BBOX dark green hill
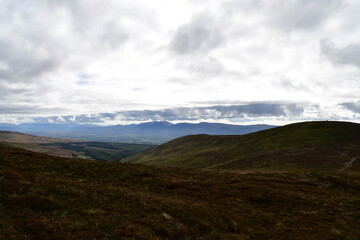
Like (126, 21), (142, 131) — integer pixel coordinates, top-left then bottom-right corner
(1, 145), (360, 239)
(126, 121), (360, 171)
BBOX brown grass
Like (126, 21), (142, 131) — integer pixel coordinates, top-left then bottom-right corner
(0, 145), (359, 240)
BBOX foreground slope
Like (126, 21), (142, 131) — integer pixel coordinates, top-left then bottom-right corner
(1, 145), (359, 240)
(126, 121), (360, 170)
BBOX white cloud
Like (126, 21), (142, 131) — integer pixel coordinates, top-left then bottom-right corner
(0, 0), (359, 124)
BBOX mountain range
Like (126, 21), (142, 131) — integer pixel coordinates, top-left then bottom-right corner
(0, 121), (275, 144)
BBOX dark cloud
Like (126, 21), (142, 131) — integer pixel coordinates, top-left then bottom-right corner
(0, 39), (64, 82)
(53, 0), (132, 50)
(320, 39), (360, 68)
(31, 103), (305, 123)
(100, 21), (129, 49)
(0, 104), (64, 115)
(0, 81), (48, 106)
(274, 78), (311, 92)
(170, 13), (225, 55)
(222, 0), (264, 15)
(340, 101), (360, 113)
(0, 2), (69, 83)
(181, 57), (241, 80)
(189, 57), (226, 77)
(268, 0), (342, 31)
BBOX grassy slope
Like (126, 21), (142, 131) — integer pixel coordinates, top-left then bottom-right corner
(1, 145), (360, 240)
(0, 131), (153, 161)
(0, 131), (78, 158)
(0, 131), (76, 144)
(126, 121), (360, 170)
(1, 142), (76, 158)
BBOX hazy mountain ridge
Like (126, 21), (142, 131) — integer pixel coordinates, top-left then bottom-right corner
(0, 121), (276, 144)
(126, 121), (360, 171)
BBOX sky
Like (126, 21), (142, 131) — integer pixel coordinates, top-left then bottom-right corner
(1, 0), (360, 125)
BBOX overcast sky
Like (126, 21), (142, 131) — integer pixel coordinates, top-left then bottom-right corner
(1, 0), (360, 125)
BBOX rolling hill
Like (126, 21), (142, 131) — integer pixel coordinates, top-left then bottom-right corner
(0, 131), (152, 161)
(126, 121), (360, 171)
(1, 145), (359, 239)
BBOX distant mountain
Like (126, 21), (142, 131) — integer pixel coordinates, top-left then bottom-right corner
(126, 121), (360, 171)
(0, 122), (276, 144)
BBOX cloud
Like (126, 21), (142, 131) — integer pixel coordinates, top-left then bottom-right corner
(0, 104), (64, 115)
(29, 102), (306, 124)
(274, 78), (311, 93)
(0, 2), (70, 82)
(100, 21), (129, 49)
(189, 57), (226, 77)
(0, 0), (152, 83)
(0, 38), (64, 82)
(0, 0), (359, 125)
(169, 12), (225, 55)
(340, 101), (360, 113)
(174, 56), (241, 81)
(320, 39), (360, 68)
(267, 0), (343, 31)
(222, 0), (264, 15)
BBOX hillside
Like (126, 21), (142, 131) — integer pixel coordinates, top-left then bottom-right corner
(126, 121), (360, 171)
(0, 131), (76, 144)
(0, 131), (77, 158)
(0, 131), (152, 161)
(1, 145), (359, 239)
